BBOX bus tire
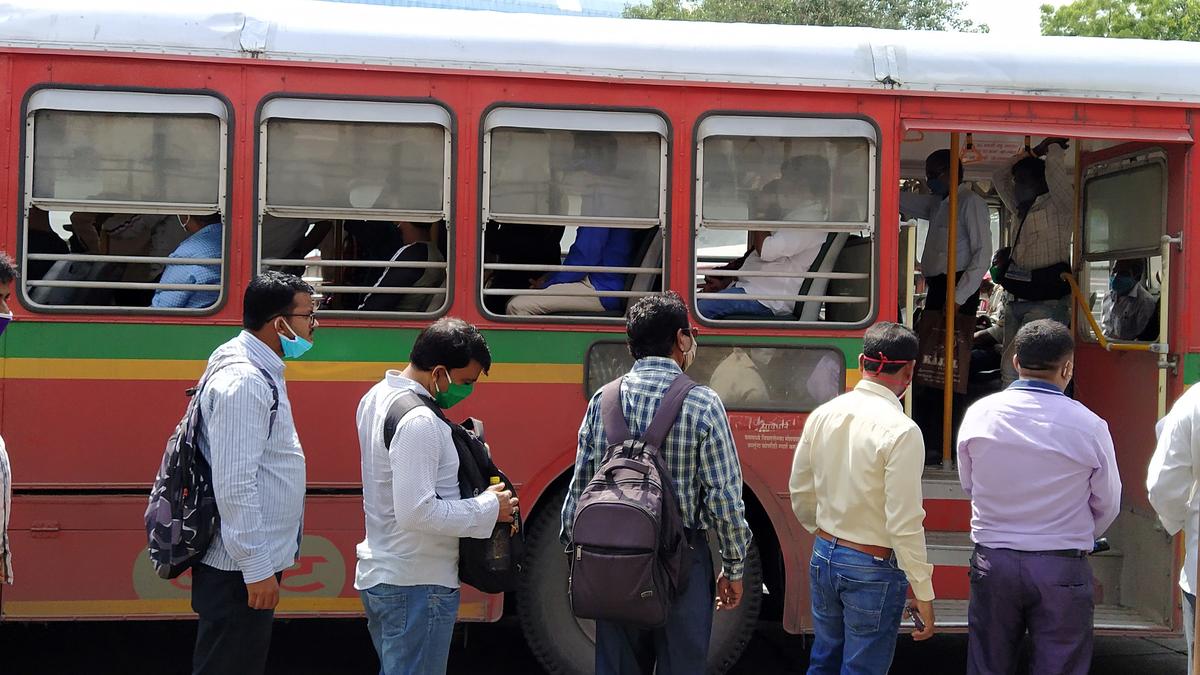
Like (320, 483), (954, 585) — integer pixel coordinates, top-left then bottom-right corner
(517, 487), (763, 675)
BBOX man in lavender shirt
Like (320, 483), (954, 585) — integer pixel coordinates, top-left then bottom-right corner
(957, 319), (1121, 675)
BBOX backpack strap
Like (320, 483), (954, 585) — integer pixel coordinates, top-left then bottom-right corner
(600, 378), (631, 445)
(641, 374), (698, 450)
(188, 361), (280, 440)
(383, 390), (435, 449)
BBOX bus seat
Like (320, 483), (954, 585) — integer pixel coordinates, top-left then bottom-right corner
(549, 227), (661, 318)
(720, 232), (846, 322)
(824, 235), (872, 323)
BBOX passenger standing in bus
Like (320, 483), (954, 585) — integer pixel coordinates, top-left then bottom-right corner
(354, 318), (516, 675)
(992, 138), (1075, 385)
(190, 272), (316, 675)
(790, 322), (937, 674)
(1147, 385), (1200, 673)
(152, 212), (223, 309)
(562, 292), (750, 674)
(957, 319), (1121, 675)
(0, 254), (15, 586)
(697, 156), (829, 320)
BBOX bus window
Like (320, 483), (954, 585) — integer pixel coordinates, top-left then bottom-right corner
(481, 108), (668, 319)
(694, 117), (875, 325)
(257, 99), (452, 315)
(22, 91), (228, 311)
(1081, 151), (1166, 343)
(586, 341), (845, 412)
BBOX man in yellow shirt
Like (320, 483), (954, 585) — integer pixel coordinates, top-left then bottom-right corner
(789, 322), (935, 673)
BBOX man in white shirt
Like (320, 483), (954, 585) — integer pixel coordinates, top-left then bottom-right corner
(790, 322), (935, 674)
(697, 156), (829, 320)
(900, 149), (993, 316)
(0, 254), (15, 586)
(1147, 385), (1200, 672)
(1102, 258), (1158, 341)
(355, 317), (517, 674)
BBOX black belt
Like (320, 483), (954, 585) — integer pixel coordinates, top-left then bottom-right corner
(977, 544), (1087, 558)
(684, 528), (708, 546)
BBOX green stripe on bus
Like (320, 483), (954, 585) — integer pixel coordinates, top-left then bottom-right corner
(1185, 353), (1200, 386)
(1, 322), (864, 366)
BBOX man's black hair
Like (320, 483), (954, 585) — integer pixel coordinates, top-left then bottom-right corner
(0, 252), (19, 285)
(862, 321), (918, 375)
(410, 317), (492, 373)
(627, 291), (689, 360)
(195, 212), (223, 227)
(243, 271), (315, 330)
(925, 149), (964, 186)
(1113, 258), (1146, 279)
(1014, 319), (1074, 371)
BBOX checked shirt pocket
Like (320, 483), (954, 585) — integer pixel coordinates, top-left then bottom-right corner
(836, 574), (890, 635)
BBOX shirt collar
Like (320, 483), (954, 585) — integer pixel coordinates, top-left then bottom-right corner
(238, 330), (284, 377)
(385, 369), (433, 397)
(854, 379), (903, 409)
(632, 356), (683, 375)
(1009, 379), (1065, 396)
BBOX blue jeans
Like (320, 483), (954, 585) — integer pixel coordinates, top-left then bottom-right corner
(808, 536), (909, 675)
(360, 583), (460, 675)
(697, 286), (774, 319)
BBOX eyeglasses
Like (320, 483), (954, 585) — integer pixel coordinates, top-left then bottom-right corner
(279, 312), (319, 327)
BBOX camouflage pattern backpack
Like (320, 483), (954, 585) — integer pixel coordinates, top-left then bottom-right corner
(144, 362), (277, 579)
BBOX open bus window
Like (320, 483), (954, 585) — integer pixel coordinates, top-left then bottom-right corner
(1080, 150), (1167, 344)
(585, 342), (845, 412)
(694, 117), (875, 325)
(22, 91), (228, 312)
(480, 109), (668, 320)
(256, 99), (452, 316)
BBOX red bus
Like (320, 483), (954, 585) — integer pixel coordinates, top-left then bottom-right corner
(0, 2), (1194, 672)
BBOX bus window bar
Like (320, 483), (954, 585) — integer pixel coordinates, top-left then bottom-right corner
(697, 269), (870, 280)
(484, 263), (661, 275)
(312, 284), (445, 295)
(261, 258), (446, 269)
(695, 291), (868, 304)
(483, 288), (656, 299)
(263, 206), (446, 223)
(700, 219), (871, 233)
(25, 280), (221, 292)
(27, 253), (221, 266)
(30, 198), (220, 216)
(487, 213), (660, 230)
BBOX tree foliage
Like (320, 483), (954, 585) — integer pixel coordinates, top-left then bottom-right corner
(1040, 0), (1200, 41)
(623, 0), (987, 32)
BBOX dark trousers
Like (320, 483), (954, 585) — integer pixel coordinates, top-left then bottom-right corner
(924, 272), (981, 316)
(191, 564), (281, 675)
(595, 531), (715, 675)
(967, 545), (1094, 675)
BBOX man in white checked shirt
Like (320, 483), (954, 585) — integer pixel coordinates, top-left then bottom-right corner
(0, 254), (16, 586)
(190, 271), (318, 675)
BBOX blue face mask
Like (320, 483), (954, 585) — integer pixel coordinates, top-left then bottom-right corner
(277, 320), (313, 360)
(1110, 275), (1137, 296)
(927, 176), (949, 197)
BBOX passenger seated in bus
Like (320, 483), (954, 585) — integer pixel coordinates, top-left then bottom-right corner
(337, 219), (407, 310)
(696, 156), (829, 320)
(150, 213), (222, 309)
(899, 149), (992, 316)
(26, 207), (68, 280)
(483, 221), (564, 314)
(260, 215), (333, 276)
(65, 211), (104, 254)
(98, 213), (186, 306)
(1102, 258), (1159, 341)
(358, 220), (446, 312)
(709, 347), (770, 407)
(505, 226), (636, 316)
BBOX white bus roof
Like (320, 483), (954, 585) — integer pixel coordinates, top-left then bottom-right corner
(3, 0), (1200, 104)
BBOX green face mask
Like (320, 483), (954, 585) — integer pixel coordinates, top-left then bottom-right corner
(433, 368), (474, 409)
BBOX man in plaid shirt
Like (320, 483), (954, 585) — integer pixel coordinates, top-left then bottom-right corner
(561, 291), (751, 675)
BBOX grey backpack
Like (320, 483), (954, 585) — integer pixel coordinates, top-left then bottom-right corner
(144, 362), (278, 579)
(569, 374), (696, 628)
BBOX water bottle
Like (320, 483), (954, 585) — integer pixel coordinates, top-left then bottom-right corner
(486, 476), (511, 573)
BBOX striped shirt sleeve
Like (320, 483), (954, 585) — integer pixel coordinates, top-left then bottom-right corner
(203, 366), (276, 584)
(561, 391), (603, 546)
(0, 437), (10, 584)
(695, 390), (751, 579)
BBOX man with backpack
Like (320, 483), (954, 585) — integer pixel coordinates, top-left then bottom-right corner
(561, 291), (751, 675)
(354, 317), (518, 675)
(789, 322), (936, 674)
(189, 271), (317, 675)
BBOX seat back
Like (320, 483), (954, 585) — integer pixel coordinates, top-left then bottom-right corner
(628, 228), (664, 294)
(794, 232), (849, 321)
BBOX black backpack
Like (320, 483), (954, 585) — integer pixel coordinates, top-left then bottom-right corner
(144, 362), (278, 579)
(383, 392), (525, 593)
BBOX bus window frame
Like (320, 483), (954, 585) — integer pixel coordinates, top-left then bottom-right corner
(253, 94), (456, 320)
(476, 103), (672, 325)
(18, 84), (234, 316)
(582, 338), (848, 413)
(690, 111), (880, 330)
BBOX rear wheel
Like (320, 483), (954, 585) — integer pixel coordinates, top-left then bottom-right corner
(517, 487), (763, 675)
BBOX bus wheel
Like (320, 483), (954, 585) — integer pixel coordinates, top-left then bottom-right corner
(517, 487), (763, 675)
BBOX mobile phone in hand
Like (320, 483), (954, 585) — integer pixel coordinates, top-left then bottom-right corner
(905, 605), (926, 632)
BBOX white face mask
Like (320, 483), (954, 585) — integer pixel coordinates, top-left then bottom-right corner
(682, 334), (698, 371)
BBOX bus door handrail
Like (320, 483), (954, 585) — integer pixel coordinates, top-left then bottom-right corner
(1060, 272), (1159, 354)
